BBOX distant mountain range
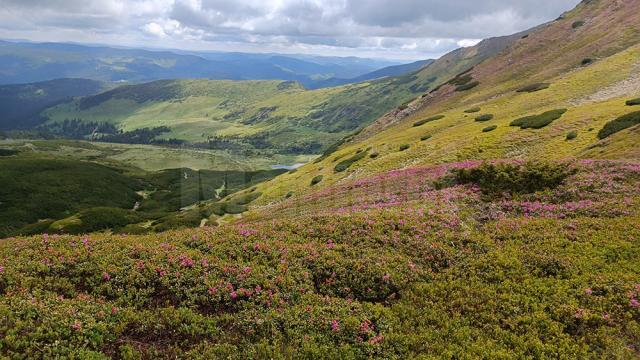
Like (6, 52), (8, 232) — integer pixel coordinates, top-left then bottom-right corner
(0, 40), (409, 88)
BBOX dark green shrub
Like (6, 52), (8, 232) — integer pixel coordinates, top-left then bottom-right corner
(231, 192), (262, 206)
(464, 107), (481, 113)
(222, 202), (248, 214)
(572, 20), (585, 29)
(516, 83), (550, 93)
(566, 130), (578, 140)
(0, 149), (18, 156)
(448, 74), (473, 86)
(369, 152), (379, 159)
(456, 81), (480, 92)
(310, 175), (323, 186)
(285, 191), (293, 199)
(334, 150), (368, 173)
(626, 98), (640, 106)
(413, 115), (445, 127)
(510, 109), (567, 129)
(475, 114), (494, 122)
(451, 162), (574, 197)
(581, 58), (593, 66)
(598, 111), (640, 139)
(482, 125), (497, 132)
(77, 207), (141, 233)
(399, 144), (410, 151)
(420, 134), (432, 141)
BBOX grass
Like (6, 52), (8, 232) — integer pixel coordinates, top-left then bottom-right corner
(510, 109), (568, 129)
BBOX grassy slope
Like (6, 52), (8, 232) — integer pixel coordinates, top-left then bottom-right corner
(41, 34), (519, 155)
(250, 0), (640, 206)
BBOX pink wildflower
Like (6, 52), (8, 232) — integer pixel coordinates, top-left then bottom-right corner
(327, 240), (335, 249)
(111, 307), (119, 315)
(230, 291), (238, 300)
(631, 299), (640, 308)
(0, 265), (4, 274)
(102, 272), (111, 281)
(331, 320), (340, 332)
(584, 288), (593, 295)
(382, 273), (391, 282)
(71, 321), (82, 331)
(208, 287), (218, 295)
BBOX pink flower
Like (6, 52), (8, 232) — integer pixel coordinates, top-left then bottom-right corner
(331, 320), (340, 332)
(327, 240), (335, 249)
(102, 272), (111, 281)
(574, 308), (585, 319)
(71, 321), (82, 331)
(111, 307), (119, 315)
(0, 265), (4, 274)
(382, 273), (391, 282)
(208, 287), (218, 295)
(584, 288), (593, 295)
(631, 299), (640, 308)
(230, 291), (238, 300)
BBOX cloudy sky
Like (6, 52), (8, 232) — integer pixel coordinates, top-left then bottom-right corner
(0, 0), (581, 60)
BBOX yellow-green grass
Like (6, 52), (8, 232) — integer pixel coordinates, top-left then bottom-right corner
(248, 44), (640, 208)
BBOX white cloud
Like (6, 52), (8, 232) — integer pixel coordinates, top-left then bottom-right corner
(142, 22), (167, 37)
(0, 0), (583, 60)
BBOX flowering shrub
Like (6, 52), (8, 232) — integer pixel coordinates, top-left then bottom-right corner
(1, 160), (639, 358)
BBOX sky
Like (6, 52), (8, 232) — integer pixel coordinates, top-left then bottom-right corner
(0, 0), (582, 60)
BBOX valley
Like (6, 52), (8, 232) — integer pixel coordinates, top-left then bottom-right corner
(1, 0), (640, 358)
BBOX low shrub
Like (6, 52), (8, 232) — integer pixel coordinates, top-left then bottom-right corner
(475, 114), (494, 122)
(448, 74), (473, 86)
(572, 20), (585, 29)
(334, 150), (368, 173)
(310, 175), (323, 186)
(77, 207), (141, 233)
(222, 202), (248, 215)
(516, 83), (550, 93)
(0, 149), (18, 157)
(285, 191), (293, 199)
(413, 115), (445, 127)
(464, 107), (481, 113)
(450, 162), (574, 197)
(510, 109), (567, 129)
(626, 98), (640, 106)
(482, 125), (497, 132)
(420, 134), (432, 141)
(598, 110), (640, 139)
(369, 152), (379, 159)
(581, 58), (593, 66)
(456, 81), (480, 92)
(399, 144), (410, 151)
(566, 130), (578, 140)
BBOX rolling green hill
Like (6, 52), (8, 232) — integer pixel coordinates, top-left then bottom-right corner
(40, 32), (524, 157)
(0, 78), (108, 130)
